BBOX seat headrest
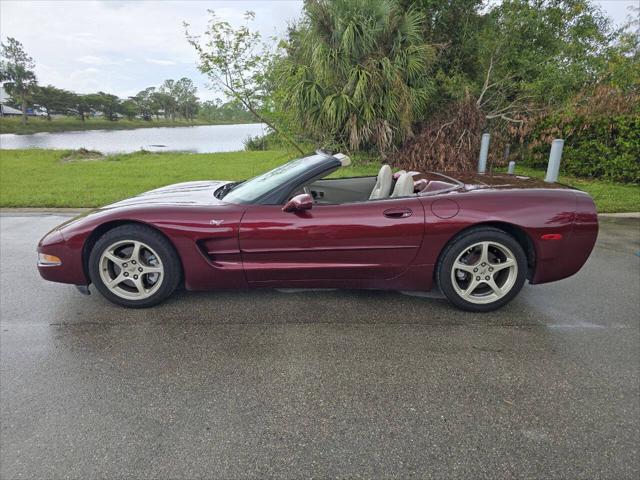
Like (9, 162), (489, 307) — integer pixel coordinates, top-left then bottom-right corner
(369, 165), (393, 200)
(391, 171), (415, 198)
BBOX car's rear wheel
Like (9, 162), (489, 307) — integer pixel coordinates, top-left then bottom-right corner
(88, 224), (181, 308)
(437, 227), (527, 312)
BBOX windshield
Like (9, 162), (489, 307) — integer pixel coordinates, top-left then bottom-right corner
(223, 154), (327, 204)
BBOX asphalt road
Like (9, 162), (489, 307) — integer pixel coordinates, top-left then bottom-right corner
(1, 214), (639, 479)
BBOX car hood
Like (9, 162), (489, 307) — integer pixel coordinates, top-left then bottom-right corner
(47, 181), (237, 239)
(102, 180), (233, 209)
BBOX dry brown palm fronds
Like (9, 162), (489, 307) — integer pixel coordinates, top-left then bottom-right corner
(392, 98), (488, 172)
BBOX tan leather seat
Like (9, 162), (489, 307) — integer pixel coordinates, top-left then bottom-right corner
(391, 171), (414, 197)
(369, 165), (393, 200)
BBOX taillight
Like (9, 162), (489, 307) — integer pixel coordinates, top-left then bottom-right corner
(540, 233), (563, 241)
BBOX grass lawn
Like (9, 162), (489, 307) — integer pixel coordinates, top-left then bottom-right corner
(497, 165), (640, 213)
(0, 148), (637, 212)
(0, 149), (380, 207)
(0, 116), (256, 135)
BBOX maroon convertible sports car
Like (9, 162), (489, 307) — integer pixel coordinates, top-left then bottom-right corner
(38, 151), (598, 312)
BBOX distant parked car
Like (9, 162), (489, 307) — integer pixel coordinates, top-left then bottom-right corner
(23, 107), (47, 116)
(37, 152), (598, 312)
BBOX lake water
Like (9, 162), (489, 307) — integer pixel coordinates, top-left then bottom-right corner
(0, 123), (267, 154)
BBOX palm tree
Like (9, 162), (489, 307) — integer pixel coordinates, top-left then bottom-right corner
(282, 0), (435, 154)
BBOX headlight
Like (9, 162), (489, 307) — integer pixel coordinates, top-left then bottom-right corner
(38, 253), (62, 266)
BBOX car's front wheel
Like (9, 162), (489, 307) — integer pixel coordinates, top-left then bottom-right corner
(437, 227), (527, 312)
(88, 224), (181, 308)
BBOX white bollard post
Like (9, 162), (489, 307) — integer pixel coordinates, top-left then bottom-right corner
(478, 133), (490, 173)
(545, 139), (564, 183)
(508, 161), (516, 175)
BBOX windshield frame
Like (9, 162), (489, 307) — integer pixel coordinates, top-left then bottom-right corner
(221, 153), (341, 205)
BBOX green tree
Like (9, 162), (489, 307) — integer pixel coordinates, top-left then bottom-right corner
(402, 0), (484, 80)
(186, 11), (304, 153)
(149, 91), (169, 120)
(174, 77), (199, 121)
(0, 37), (38, 124)
(86, 92), (121, 121)
(475, 0), (613, 121)
(131, 87), (157, 120)
(154, 81), (177, 120)
(120, 99), (139, 120)
(199, 98), (255, 123)
(31, 85), (73, 120)
(279, 0), (436, 154)
(66, 93), (92, 122)
(600, 5), (639, 92)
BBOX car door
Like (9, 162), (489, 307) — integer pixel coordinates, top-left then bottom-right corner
(238, 197), (425, 283)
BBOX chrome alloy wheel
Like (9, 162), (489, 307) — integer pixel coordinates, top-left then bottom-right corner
(450, 241), (518, 305)
(99, 240), (164, 301)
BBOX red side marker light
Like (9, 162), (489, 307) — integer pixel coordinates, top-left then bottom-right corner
(541, 233), (563, 241)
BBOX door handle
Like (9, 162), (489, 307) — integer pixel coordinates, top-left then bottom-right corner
(383, 208), (412, 218)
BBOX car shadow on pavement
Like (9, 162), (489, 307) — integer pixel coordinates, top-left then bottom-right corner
(46, 284), (546, 329)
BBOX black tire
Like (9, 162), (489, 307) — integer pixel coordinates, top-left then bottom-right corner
(88, 224), (181, 308)
(436, 227), (527, 312)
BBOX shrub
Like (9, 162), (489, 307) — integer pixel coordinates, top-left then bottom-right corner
(243, 134), (269, 151)
(244, 130), (316, 153)
(528, 114), (640, 183)
(524, 86), (640, 183)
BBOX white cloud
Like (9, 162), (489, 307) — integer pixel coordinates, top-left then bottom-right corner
(0, 1), (303, 99)
(145, 58), (177, 66)
(76, 55), (122, 66)
(593, 0), (638, 27)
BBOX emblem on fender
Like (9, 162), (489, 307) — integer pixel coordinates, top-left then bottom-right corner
(210, 219), (224, 226)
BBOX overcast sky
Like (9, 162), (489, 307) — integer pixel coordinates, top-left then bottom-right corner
(0, 0), (636, 101)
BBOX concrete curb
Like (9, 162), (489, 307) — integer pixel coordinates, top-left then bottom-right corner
(0, 208), (91, 216)
(598, 213), (640, 219)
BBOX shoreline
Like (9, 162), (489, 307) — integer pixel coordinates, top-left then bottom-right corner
(0, 119), (262, 136)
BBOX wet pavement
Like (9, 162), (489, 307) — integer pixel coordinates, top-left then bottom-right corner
(1, 214), (639, 479)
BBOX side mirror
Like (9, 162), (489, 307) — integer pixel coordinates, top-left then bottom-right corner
(283, 193), (313, 212)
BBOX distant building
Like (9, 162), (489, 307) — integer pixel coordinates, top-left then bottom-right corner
(1, 104), (23, 116)
(1, 85), (46, 116)
(1, 85), (21, 116)
(1, 86), (23, 115)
